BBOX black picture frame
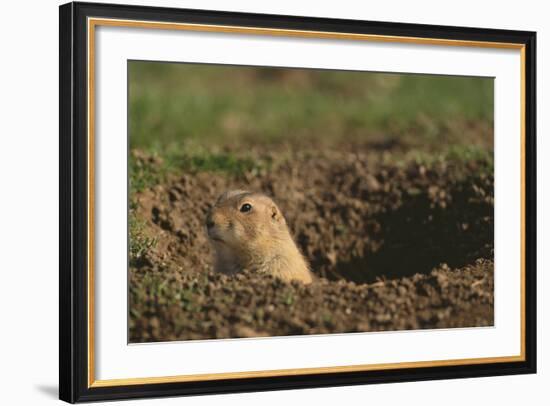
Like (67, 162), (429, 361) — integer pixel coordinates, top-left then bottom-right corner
(59, 1), (537, 403)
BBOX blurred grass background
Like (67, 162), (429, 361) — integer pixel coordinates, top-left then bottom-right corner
(129, 61), (493, 151)
(128, 61), (493, 189)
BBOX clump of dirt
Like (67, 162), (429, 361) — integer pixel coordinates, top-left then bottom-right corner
(129, 147), (494, 342)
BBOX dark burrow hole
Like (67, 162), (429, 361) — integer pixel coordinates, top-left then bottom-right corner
(311, 189), (493, 284)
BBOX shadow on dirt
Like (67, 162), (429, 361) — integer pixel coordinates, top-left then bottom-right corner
(321, 185), (493, 284)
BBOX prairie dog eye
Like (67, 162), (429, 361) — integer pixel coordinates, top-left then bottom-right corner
(240, 203), (252, 213)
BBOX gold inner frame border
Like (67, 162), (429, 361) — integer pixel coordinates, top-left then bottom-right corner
(86, 17), (527, 388)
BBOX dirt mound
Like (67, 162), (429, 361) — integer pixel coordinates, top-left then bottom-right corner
(130, 260), (493, 342)
(129, 148), (494, 342)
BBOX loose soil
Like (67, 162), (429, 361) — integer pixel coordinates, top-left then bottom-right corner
(129, 147), (494, 342)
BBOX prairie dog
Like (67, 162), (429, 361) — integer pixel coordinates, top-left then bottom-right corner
(206, 190), (313, 284)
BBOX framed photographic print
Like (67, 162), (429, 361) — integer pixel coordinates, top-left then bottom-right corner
(59, 1), (537, 403)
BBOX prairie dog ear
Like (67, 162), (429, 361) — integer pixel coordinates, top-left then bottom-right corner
(270, 203), (285, 224)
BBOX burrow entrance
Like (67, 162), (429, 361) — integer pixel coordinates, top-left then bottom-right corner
(305, 181), (493, 284)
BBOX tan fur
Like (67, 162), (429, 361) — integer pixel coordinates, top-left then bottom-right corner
(206, 190), (313, 284)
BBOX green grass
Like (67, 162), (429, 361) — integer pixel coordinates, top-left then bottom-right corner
(129, 154), (165, 193)
(174, 150), (271, 176)
(129, 214), (158, 264)
(407, 145), (494, 175)
(129, 147), (273, 194)
(129, 61), (493, 152)
(128, 61), (494, 189)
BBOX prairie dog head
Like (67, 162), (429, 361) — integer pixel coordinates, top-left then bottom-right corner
(206, 190), (288, 253)
(206, 190), (313, 283)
